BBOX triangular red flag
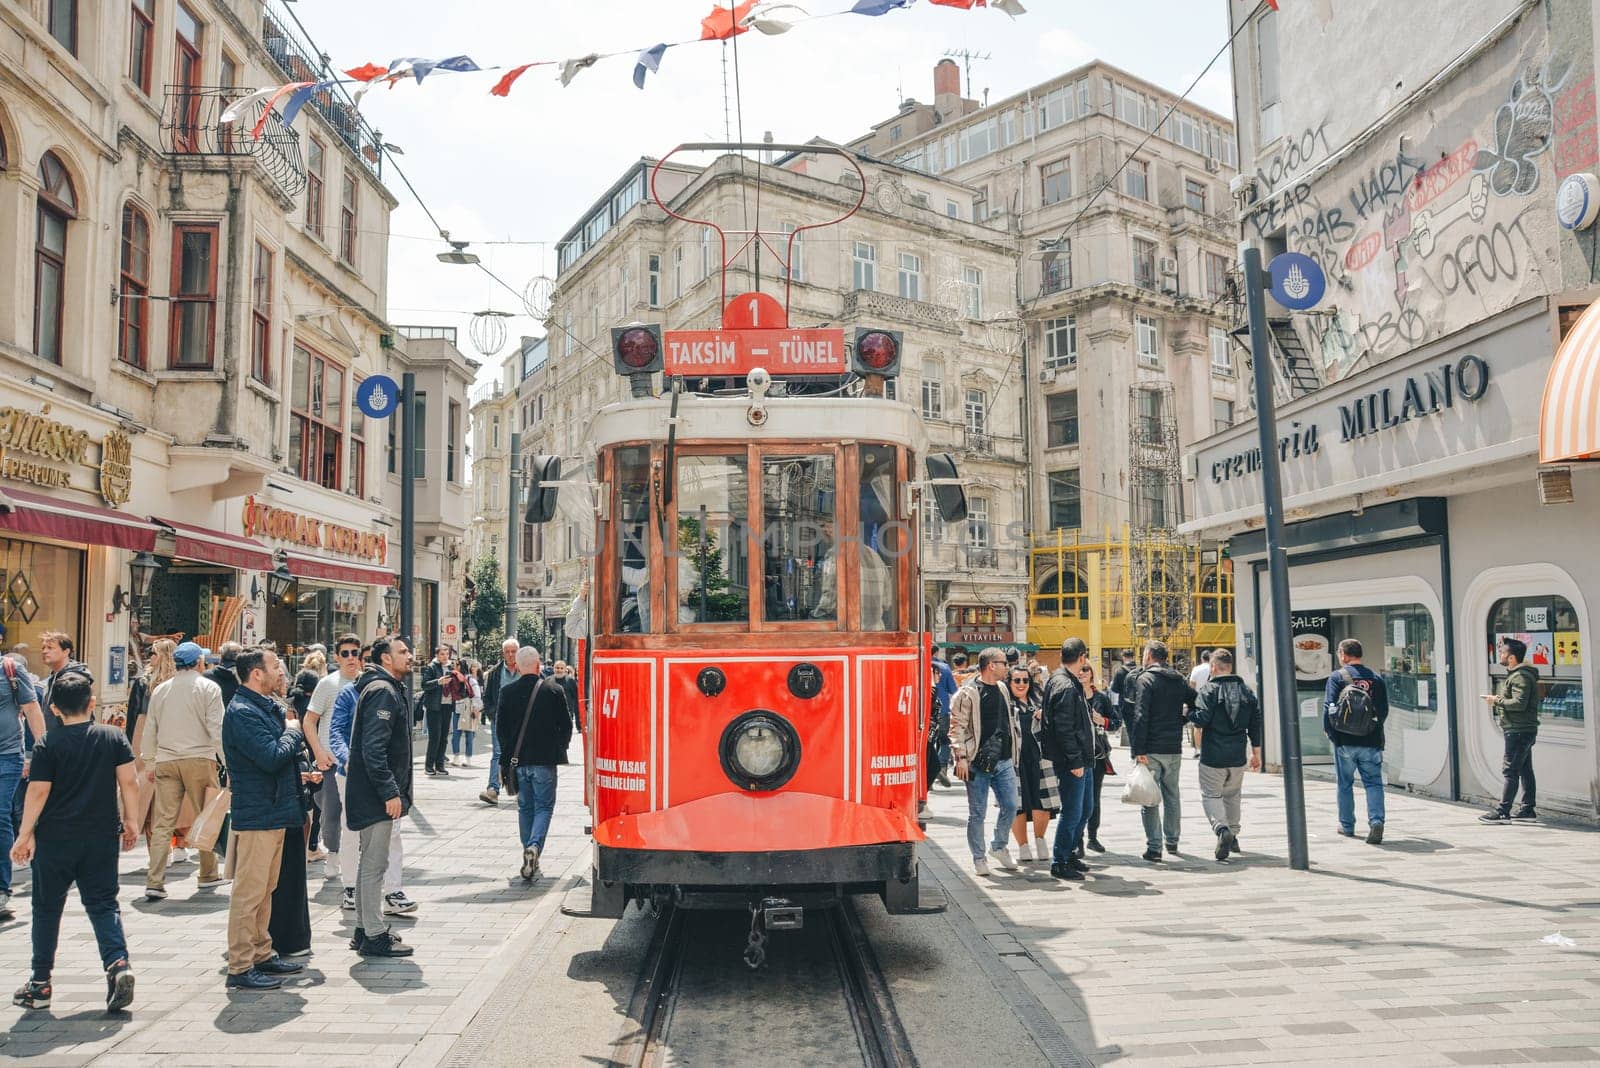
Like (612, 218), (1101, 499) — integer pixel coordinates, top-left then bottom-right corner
(344, 63), (389, 82)
(702, 0), (757, 40)
(491, 63), (538, 97)
(927, 0), (985, 7)
(1266, 0), (1279, 7)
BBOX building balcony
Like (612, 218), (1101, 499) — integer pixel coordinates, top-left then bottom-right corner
(966, 546), (999, 570)
(959, 425), (1024, 463)
(842, 289), (960, 333)
(261, 1), (383, 178)
(161, 86), (306, 197)
(1166, 204), (1231, 239)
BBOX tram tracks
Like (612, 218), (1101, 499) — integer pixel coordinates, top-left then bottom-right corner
(611, 899), (916, 1068)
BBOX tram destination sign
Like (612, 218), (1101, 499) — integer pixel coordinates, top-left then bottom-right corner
(662, 328), (847, 376)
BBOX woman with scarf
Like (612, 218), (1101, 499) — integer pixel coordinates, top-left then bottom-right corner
(1009, 664), (1059, 863)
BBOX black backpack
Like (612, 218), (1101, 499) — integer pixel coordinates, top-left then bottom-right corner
(1329, 669), (1379, 736)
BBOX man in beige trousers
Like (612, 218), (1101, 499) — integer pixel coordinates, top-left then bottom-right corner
(141, 642), (227, 901)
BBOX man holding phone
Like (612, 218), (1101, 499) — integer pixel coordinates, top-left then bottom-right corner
(1479, 637), (1540, 824)
(345, 637), (416, 958)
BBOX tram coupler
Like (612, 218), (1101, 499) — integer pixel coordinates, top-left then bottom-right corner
(760, 897), (804, 931)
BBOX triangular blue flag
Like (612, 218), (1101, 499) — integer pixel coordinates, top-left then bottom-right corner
(280, 79), (340, 127)
(436, 55), (481, 74)
(851, 0), (913, 14)
(633, 43), (668, 90)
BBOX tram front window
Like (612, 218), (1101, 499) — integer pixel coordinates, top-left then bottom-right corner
(615, 445), (652, 634)
(859, 445), (899, 632)
(676, 455), (750, 624)
(763, 454), (838, 622)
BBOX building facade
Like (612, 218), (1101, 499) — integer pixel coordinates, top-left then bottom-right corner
(1186, 0), (1600, 819)
(0, 0), (462, 698)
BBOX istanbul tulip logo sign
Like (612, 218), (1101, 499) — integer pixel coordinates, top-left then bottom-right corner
(357, 374), (400, 419)
(1267, 251), (1327, 311)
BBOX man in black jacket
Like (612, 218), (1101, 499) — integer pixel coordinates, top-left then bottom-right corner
(419, 646), (452, 777)
(1109, 649), (1138, 749)
(38, 633), (92, 737)
(1130, 640), (1197, 862)
(345, 637), (415, 958)
(495, 647), (571, 883)
(1188, 650), (1263, 861)
(1041, 638), (1096, 882)
(204, 642), (242, 708)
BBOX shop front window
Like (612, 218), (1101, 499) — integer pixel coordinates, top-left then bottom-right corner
(677, 454), (750, 625)
(1487, 595), (1585, 724)
(0, 537), (85, 658)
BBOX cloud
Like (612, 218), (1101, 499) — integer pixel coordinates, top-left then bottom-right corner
(1038, 27), (1094, 68)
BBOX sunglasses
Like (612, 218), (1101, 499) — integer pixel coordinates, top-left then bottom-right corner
(1009, 676), (1030, 684)
(337, 648), (362, 658)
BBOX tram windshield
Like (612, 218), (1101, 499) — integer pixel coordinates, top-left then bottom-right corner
(763, 454), (836, 623)
(677, 455), (751, 624)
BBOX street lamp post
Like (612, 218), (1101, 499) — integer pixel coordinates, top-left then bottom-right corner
(401, 371), (417, 645)
(506, 432), (520, 643)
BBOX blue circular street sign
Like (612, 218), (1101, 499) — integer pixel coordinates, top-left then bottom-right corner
(1268, 252), (1327, 311)
(356, 374), (400, 418)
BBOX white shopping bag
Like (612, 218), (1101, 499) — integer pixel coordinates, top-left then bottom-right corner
(1121, 762), (1161, 807)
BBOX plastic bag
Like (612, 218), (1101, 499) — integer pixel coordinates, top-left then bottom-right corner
(1121, 762), (1161, 807)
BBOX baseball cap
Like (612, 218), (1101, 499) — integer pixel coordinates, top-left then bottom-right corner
(174, 642), (205, 668)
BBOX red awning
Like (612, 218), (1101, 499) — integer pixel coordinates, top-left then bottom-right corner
(153, 517), (273, 572)
(285, 550), (395, 587)
(0, 487), (159, 551)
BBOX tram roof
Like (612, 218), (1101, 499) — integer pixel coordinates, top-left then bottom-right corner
(589, 394), (929, 453)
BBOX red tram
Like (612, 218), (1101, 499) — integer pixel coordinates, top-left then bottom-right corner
(526, 144), (967, 927)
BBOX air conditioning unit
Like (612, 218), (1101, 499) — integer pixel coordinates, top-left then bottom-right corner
(1205, 156), (1221, 174)
(1159, 256), (1179, 277)
(1038, 367), (1056, 384)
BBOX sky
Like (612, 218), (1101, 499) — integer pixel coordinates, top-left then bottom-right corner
(296, 1), (1236, 395)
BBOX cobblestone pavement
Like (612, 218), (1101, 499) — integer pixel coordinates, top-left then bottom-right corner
(3, 729), (1598, 1067)
(917, 752), (1600, 1067)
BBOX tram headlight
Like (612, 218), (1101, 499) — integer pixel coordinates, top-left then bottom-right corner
(719, 711), (801, 792)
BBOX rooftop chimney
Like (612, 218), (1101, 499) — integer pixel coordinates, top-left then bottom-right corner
(934, 58), (960, 99)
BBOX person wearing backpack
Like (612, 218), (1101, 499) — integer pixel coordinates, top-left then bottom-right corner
(1478, 636), (1541, 824)
(1323, 639), (1390, 844)
(1188, 650), (1263, 861)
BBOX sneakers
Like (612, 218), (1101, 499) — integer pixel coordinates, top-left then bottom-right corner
(1049, 862), (1084, 881)
(1086, 839), (1106, 854)
(1165, 842), (1181, 856)
(169, 847), (191, 865)
(1337, 826), (1356, 837)
(1142, 848), (1163, 863)
(1366, 822), (1385, 845)
(1215, 828), (1237, 862)
(306, 849), (327, 863)
(226, 968), (282, 991)
(1067, 856), (1090, 873)
(1033, 840), (1051, 862)
(255, 955), (304, 976)
(105, 960), (135, 1012)
(520, 846), (540, 882)
(13, 979), (51, 1010)
(360, 930), (414, 958)
(349, 928), (367, 952)
(479, 787), (500, 806)
(986, 846), (1018, 872)
(1478, 810), (1512, 824)
(1014, 840), (1034, 862)
(196, 876), (230, 890)
(0, 891), (13, 921)
(283, 948), (314, 959)
(383, 891), (419, 915)
(973, 856), (992, 877)
(342, 888), (357, 911)
(144, 886), (167, 902)
(936, 769), (952, 788)
(1511, 808), (1539, 822)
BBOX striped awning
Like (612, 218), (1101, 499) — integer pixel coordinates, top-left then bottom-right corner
(1541, 300), (1600, 463)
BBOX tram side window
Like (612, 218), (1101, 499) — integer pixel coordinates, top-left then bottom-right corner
(616, 446), (653, 634)
(676, 455), (750, 624)
(858, 445), (899, 632)
(1487, 595), (1585, 724)
(763, 454), (838, 622)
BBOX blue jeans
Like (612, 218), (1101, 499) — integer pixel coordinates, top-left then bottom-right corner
(487, 724), (502, 790)
(31, 833), (128, 979)
(964, 759), (1019, 861)
(1052, 767), (1095, 865)
(0, 752), (22, 893)
(516, 765), (558, 852)
(451, 711), (474, 757)
(1334, 745), (1386, 831)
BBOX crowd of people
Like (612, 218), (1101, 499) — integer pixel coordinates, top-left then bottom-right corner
(0, 628), (579, 1013)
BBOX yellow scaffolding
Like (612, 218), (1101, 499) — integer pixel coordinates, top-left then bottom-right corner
(1028, 525), (1237, 669)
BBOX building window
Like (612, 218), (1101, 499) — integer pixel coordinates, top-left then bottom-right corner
(852, 241), (876, 291)
(780, 222), (803, 283)
(447, 400), (460, 483)
(1184, 178), (1208, 212)
(1125, 158), (1149, 201)
(973, 187), (988, 222)
(921, 495), (945, 544)
(305, 138), (325, 240)
(1136, 387), (1165, 439)
(34, 153), (76, 365)
(966, 495), (990, 549)
(522, 522), (536, 563)
(961, 266), (982, 319)
(946, 200), (959, 219)
(172, 4), (203, 152)
(1042, 242), (1071, 293)
(1487, 595), (1585, 725)
(1212, 397), (1236, 433)
(673, 245), (684, 299)
(1047, 470), (1082, 530)
(340, 169), (358, 265)
(47, 0), (76, 54)
(412, 391), (427, 479)
(647, 253), (661, 307)
(347, 378), (367, 497)
(290, 345), (345, 490)
(1136, 314), (1160, 366)
(1041, 157), (1071, 206)
(1044, 317), (1077, 369)
(700, 226), (714, 279)
(250, 242), (272, 384)
(1211, 326), (1234, 374)
(897, 251), (922, 301)
(920, 357), (943, 420)
(1133, 237), (1157, 289)
(1206, 252), (1230, 301)
(169, 223), (218, 368)
(129, 0), (155, 93)
(1046, 391), (1079, 448)
(118, 204), (150, 369)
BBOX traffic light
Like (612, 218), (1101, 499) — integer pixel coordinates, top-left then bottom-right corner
(852, 327), (902, 378)
(612, 324), (663, 397)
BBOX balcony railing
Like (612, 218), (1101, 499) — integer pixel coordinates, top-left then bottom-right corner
(842, 289), (960, 331)
(262, 0), (383, 178)
(962, 426), (994, 456)
(966, 546), (999, 569)
(161, 85), (306, 196)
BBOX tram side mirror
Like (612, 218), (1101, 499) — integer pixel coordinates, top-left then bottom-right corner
(925, 453), (967, 523)
(524, 455), (562, 524)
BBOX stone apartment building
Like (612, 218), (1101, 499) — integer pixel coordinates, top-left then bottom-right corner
(0, 0), (467, 687)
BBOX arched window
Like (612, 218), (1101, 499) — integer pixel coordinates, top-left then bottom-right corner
(119, 204), (151, 368)
(34, 152), (77, 364)
(0, 122), (9, 170)
(1034, 568), (1087, 618)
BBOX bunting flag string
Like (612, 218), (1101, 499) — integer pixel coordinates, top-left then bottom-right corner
(221, 0), (1025, 139)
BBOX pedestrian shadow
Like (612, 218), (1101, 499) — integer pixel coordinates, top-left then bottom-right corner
(1371, 836), (1453, 854)
(212, 989), (308, 1032)
(1309, 865), (1600, 919)
(2, 1008), (132, 1052)
(1077, 869), (1162, 897)
(125, 894), (230, 915)
(347, 958), (424, 992)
